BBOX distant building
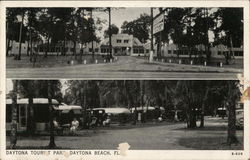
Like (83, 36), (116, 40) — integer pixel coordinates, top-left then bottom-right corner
(83, 41), (100, 54)
(100, 33), (146, 56)
(36, 41), (81, 55)
(8, 41), (29, 55)
(159, 43), (243, 59)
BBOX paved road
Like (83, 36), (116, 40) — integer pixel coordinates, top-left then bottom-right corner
(6, 56), (242, 79)
(6, 117), (243, 150)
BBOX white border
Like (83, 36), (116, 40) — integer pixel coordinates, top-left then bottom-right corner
(0, 1), (249, 160)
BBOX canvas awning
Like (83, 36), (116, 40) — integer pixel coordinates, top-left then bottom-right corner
(6, 98), (59, 105)
(130, 106), (165, 112)
(54, 104), (82, 114)
(92, 108), (131, 115)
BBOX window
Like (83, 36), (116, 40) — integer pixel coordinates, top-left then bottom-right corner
(117, 39), (122, 43)
(168, 50), (171, 54)
(173, 50), (177, 54)
(101, 48), (109, 53)
(95, 48), (99, 52)
(89, 48), (93, 52)
(223, 51), (229, 55)
(179, 50), (183, 55)
(146, 49), (149, 53)
(133, 49), (138, 53)
(139, 49), (144, 53)
(218, 51), (222, 55)
(235, 51), (243, 56)
(124, 40), (129, 43)
(70, 48), (74, 52)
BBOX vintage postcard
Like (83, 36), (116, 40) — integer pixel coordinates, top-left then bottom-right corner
(0, 1), (249, 160)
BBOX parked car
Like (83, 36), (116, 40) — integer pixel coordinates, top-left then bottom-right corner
(217, 107), (227, 118)
(236, 109), (243, 129)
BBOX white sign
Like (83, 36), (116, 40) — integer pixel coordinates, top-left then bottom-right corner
(153, 13), (164, 34)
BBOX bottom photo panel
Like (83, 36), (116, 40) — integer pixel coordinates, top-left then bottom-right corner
(5, 80), (244, 150)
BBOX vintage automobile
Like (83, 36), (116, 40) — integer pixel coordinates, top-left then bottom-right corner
(236, 109), (244, 129)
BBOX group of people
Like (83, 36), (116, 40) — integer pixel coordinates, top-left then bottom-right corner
(52, 114), (111, 135)
(53, 117), (79, 135)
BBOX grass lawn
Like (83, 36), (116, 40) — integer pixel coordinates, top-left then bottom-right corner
(6, 54), (108, 68)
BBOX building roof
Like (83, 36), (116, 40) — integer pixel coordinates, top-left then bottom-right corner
(101, 33), (143, 47)
(130, 106), (165, 112)
(6, 98), (59, 105)
(92, 107), (131, 114)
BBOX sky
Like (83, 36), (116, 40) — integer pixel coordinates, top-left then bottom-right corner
(91, 7), (216, 42)
(92, 8), (158, 39)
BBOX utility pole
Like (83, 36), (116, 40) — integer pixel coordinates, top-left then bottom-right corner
(204, 8), (210, 63)
(108, 7), (112, 59)
(149, 8), (154, 62)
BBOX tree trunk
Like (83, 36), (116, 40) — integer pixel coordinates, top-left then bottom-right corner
(227, 103), (238, 144)
(140, 80), (145, 123)
(73, 41), (77, 60)
(200, 87), (209, 128)
(30, 33), (33, 62)
(10, 80), (18, 149)
(27, 40), (30, 56)
(27, 81), (35, 135)
(6, 38), (11, 56)
(45, 36), (50, 58)
(108, 7), (112, 59)
(82, 81), (88, 128)
(29, 28), (32, 57)
(63, 36), (66, 56)
(17, 11), (24, 60)
(48, 81), (56, 148)
(227, 82), (238, 145)
(90, 9), (95, 59)
(229, 35), (235, 59)
(187, 108), (197, 128)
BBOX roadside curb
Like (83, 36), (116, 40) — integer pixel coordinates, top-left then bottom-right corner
(151, 60), (243, 73)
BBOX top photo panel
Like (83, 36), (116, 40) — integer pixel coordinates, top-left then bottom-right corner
(5, 7), (244, 79)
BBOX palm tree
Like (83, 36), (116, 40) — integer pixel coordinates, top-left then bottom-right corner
(226, 81), (240, 145)
(10, 80), (18, 149)
(27, 81), (35, 135)
(48, 81), (56, 148)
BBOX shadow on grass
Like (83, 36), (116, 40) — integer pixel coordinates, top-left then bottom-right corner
(6, 146), (67, 150)
(6, 55), (106, 68)
(99, 121), (183, 130)
(178, 136), (243, 150)
(173, 125), (228, 131)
